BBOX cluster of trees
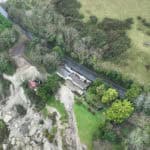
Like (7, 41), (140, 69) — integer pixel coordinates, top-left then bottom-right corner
(0, 53), (16, 75)
(5, 0), (136, 91)
(0, 14), (12, 31)
(37, 74), (61, 102)
(23, 74), (68, 123)
(54, 0), (133, 59)
(23, 74), (61, 111)
(85, 79), (134, 124)
(0, 14), (18, 51)
(27, 38), (63, 73)
(0, 54), (16, 98)
(0, 14), (17, 97)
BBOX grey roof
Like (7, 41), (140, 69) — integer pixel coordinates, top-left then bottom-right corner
(57, 65), (91, 90)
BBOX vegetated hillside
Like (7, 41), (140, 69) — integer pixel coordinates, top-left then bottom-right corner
(79, 0), (150, 86)
(5, 0), (140, 89)
(0, 13), (17, 99)
(4, 1), (150, 150)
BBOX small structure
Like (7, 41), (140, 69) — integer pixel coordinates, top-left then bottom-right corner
(28, 80), (38, 90)
(57, 65), (91, 95)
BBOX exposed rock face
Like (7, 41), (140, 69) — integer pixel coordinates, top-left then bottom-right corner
(0, 49), (59, 149)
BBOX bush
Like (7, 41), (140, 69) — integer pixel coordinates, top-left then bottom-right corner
(100, 18), (133, 31)
(0, 14), (12, 31)
(44, 127), (57, 143)
(54, 0), (82, 24)
(143, 94), (150, 115)
(134, 94), (145, 112)
(15, 104), (27, 116)
(0, 75), (11, 98)
(98, 123), (120, 143)
(89, 16), (98, 24)
(126, 83), (142, 101)
(103, 130), (119, 143)
(0, 119), (9, 144)
(0, 54), (16, 75)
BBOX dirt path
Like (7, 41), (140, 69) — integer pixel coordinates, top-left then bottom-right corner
(56, 85), (84, 150)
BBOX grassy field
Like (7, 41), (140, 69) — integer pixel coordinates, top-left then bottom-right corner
(79, 0), (150, 86)
(74, 104), (105, 150)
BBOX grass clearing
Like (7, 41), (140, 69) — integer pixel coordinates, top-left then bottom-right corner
(74, 103), (105, 150)
(79, 0), (150, 86)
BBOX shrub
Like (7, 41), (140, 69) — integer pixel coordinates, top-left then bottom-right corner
(15, 104), (27, 116)
(103, 130), (119, 143)
(0, 14), (12, 31)
(134, 94), (145, 112)
(126, 83), (142, 101)
(44, 126), (57, 143)
(0, 54), (16, 75)
(0, 119), (9, 144)
(143, 94), (150, 115)
(100, 18), (133, 31)
(89, 16), (98, 24)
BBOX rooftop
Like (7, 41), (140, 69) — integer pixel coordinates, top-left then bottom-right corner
(57, 65), (91, 93)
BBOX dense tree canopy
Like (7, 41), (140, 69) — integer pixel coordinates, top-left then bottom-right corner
(105, 100), (134, 123)
(37, 74), (61, 101)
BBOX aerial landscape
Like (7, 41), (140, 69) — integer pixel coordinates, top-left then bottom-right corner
(0, 0), (149, 150)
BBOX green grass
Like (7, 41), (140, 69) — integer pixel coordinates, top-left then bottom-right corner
(74, 103), (105, 150)
(79, 0), (150, 87)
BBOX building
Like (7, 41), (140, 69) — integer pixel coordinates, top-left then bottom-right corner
(28, 80), (38, 90)
(57, 65), (91, 95)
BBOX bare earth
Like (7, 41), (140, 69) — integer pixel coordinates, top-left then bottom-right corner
(56, 85), (86, 150)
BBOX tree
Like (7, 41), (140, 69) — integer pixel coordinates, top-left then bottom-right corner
(101, 88), (118, 104)
(105, 100), (134, 123)
(37, 74), (60, 101)
(126, 83), (142, 101)
(43, 52), (60, 72)
(96, 84), (106, 97)
(52, 46), (64, 58)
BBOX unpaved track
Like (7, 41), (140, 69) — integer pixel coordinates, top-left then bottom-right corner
(56, 85), (84, 150)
